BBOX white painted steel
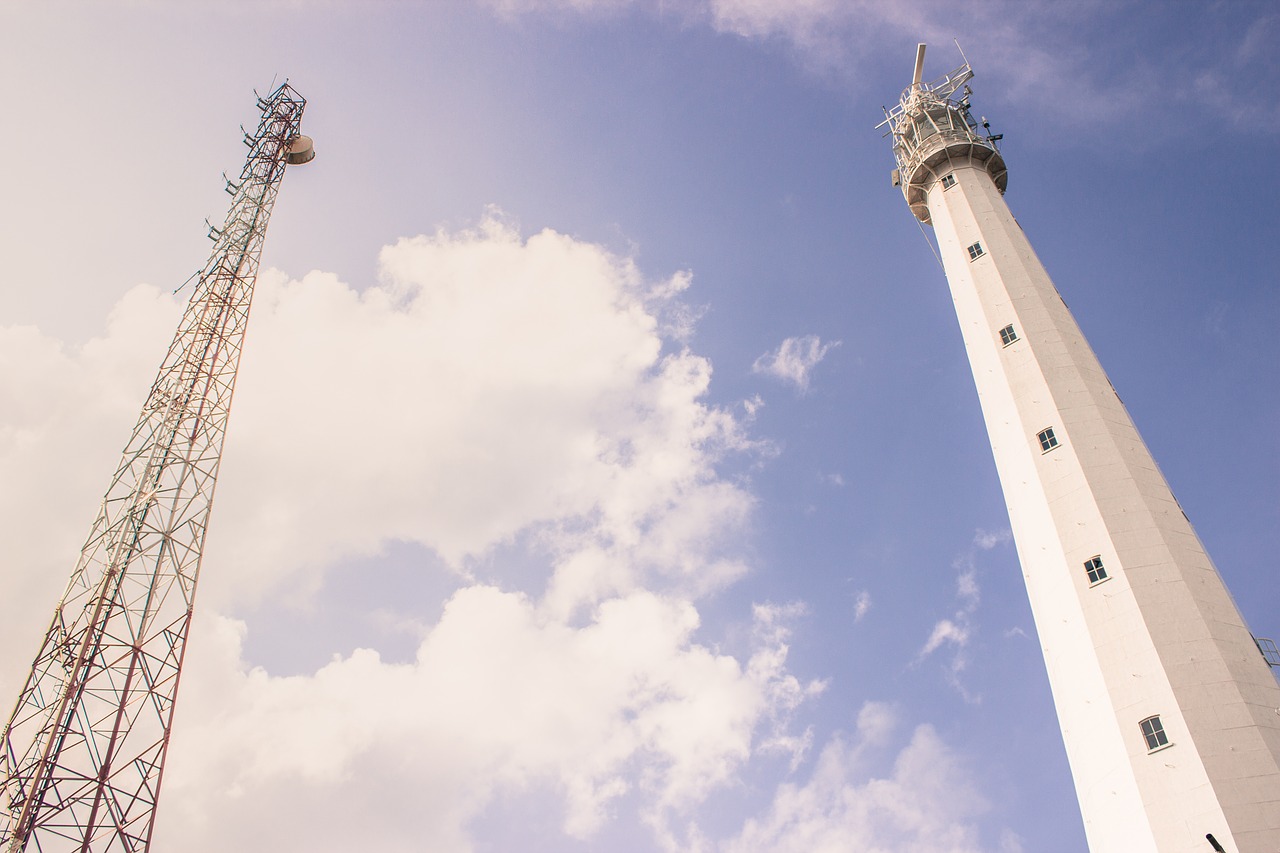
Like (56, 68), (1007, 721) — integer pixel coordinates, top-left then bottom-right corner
(912, 43), (927, 86)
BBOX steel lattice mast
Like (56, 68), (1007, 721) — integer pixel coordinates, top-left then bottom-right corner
(1, 82), (313, 852)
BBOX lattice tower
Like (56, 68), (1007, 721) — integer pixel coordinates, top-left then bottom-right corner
(1, 82), (312, 852)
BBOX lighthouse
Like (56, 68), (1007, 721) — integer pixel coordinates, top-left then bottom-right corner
(880, 44), (1280, 852)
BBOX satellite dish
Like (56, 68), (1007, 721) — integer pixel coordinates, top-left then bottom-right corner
(286, 135), (315, 165)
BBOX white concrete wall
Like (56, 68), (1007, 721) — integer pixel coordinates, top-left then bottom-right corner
(922, 160), (1280, 853)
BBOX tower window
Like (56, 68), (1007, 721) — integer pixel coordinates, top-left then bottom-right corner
(967, 242), (984, 261)
(1140, 716), (1169, 752)
(999, 324), (1018, 346)
(1257, 636), (1280, 668)
(940, 173), (956, 189)
(1037, 427), (1059, 453)
(1084, 556), (1108, 584)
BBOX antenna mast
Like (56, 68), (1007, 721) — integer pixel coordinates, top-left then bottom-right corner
(0, 82), (313, 852)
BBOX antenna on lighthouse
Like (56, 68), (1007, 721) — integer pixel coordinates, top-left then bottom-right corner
(911, 42), (926, 86)
(877, 42), (995, 222)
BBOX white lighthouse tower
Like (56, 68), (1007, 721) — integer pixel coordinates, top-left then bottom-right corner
(881, 45), (1280, 852)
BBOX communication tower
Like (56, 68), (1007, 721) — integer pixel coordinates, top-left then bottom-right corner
(0, 82), (313, 852)
(881, 44), (1280, 852)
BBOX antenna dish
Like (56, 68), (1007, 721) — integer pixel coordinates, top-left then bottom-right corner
(286, 135), (315, 165)
(912, 43), (927, 85)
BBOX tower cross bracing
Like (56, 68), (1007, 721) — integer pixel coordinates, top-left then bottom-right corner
(0, 82), (311, 853)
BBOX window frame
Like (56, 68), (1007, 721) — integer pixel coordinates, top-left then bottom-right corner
(967, 241), (985, 261)
(999, 324), (1018, 346)
(1140, 716), (1171, 752)
(1084, 556), (1109, 585)
(940, 173), (957, 190)
(1037, 427), (1059, 453)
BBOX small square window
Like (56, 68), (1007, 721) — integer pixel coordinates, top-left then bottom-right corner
(1037, 427), (1058, 453)
(1257, 637), (1280, 667)
(1084, 556), (1108, 584)
(999, 324), (1018, 346)
(967, 242), (984, 261)
(1140, 716), (1169, 751)
(940, 174), (956, 189)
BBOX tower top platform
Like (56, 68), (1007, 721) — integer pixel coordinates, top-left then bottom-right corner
(878, 44), (1007, 223)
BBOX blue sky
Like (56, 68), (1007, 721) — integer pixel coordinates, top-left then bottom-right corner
(1, 2), (1277, 851)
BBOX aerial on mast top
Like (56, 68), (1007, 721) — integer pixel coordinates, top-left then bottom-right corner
(878, 42), (1007, 223)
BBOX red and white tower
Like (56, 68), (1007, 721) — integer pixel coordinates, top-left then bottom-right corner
(0, 82), (313, 852)
(882, 45), (1280, 852)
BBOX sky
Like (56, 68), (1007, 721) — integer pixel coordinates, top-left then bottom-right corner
(0, 1), (1278, 851)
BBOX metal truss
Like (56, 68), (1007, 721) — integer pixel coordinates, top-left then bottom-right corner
(1, 82), (311, 852)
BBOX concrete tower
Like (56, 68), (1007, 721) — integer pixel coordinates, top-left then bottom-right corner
(881, 45), (1280, 852)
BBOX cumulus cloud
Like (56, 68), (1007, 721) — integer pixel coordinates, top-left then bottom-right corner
(181, 212), (759, 613)
(0, 285), (183, 689)
(752, 335), (839, 392)
(0, 214), (826, 851)
(724, 702), (1005, 853)
(156, 592), (817, 852)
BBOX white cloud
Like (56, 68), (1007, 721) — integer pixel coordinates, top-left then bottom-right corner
(155, 592), (819, 852)
(752, 335), (839, 392)
(477, 1), (1280, 137)
(189, 212), (758, 612)
(1191, 12), (1280, 132)
(916, 537), (995, 702)
(484, 0), (639, 17)
(972, 528), (1011, 550)
(0, 214), (826, 851)
(0, 213), (753, 623)
(921, 617), (970, 657)
(0, 285), (183, 689)
(853, 589), (871, 622)
(957, 569), (979, 607)
(475, 0), (1029, 87)
(724, 702), (1004, 853)
(748, 602), (830, 773)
